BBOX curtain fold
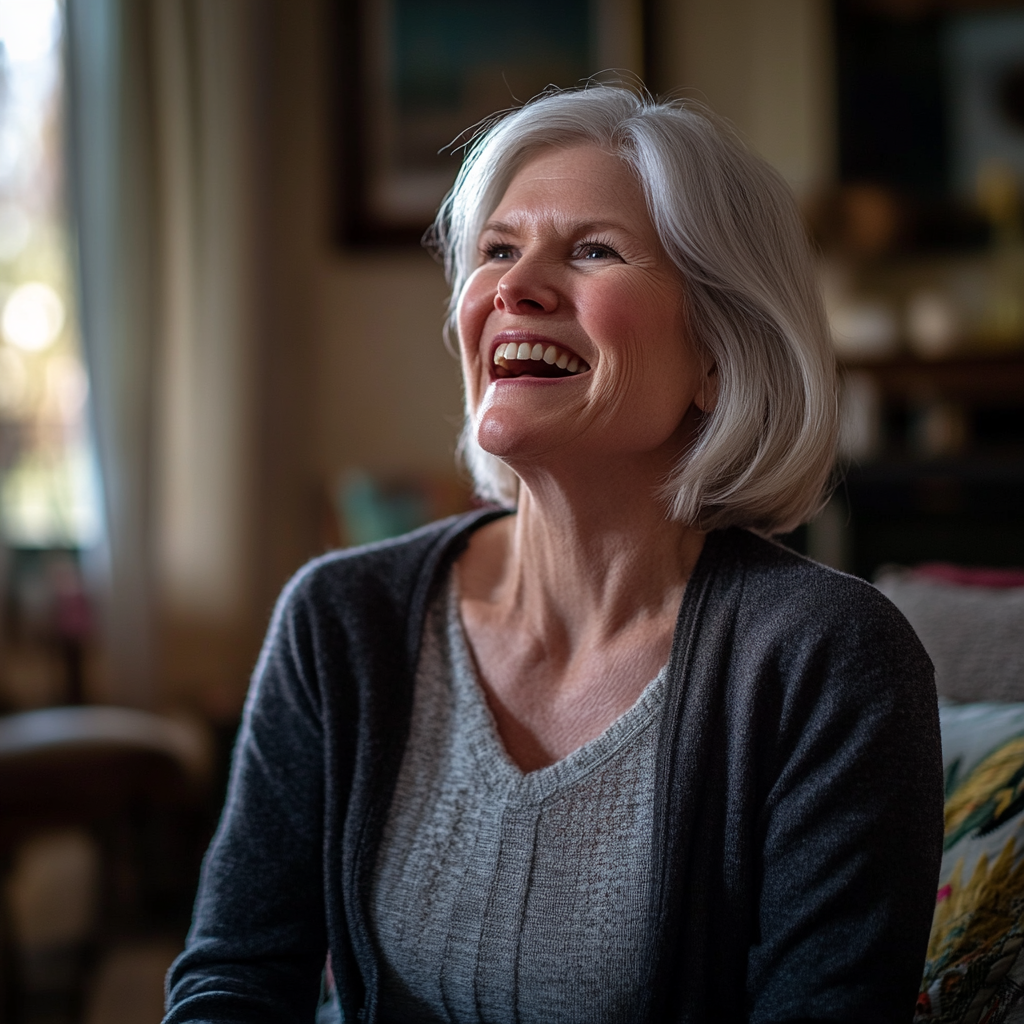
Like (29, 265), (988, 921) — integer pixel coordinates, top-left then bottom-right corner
(65, 0), (259, 708)
(65, 0), (158, 706)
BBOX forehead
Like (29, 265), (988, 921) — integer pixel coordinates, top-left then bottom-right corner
(487, 145), (649, 229)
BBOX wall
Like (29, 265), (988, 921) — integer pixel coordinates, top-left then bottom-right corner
(316, 253), (461, 482)
(658, 0), (836, 197)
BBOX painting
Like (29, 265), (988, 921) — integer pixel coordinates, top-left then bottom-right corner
(334, 0), (646, 244)
(946, 10), (1024, 199)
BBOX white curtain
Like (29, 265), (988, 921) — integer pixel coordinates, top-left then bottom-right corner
(65, 0), (261, 707)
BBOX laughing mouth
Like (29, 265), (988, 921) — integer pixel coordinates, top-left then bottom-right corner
(492, 341), (590, 379)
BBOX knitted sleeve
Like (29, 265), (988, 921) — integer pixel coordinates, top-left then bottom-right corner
(746, 573), (944, 1023)
(164, 566), (329, 1024)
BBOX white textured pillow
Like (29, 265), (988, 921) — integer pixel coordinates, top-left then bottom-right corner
(875, 571), (1024, 703)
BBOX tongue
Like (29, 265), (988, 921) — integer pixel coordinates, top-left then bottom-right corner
(498, 359), (576, 379)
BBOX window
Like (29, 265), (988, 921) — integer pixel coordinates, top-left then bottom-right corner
(0, 0), (99, 549)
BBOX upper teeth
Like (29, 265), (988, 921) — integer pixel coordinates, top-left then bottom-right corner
(493, 341), (584, 374)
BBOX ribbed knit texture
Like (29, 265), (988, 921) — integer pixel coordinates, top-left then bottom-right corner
(371, 578), (666, 1023)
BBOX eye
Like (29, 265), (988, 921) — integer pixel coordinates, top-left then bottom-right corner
(575, 240), (623, 261)
(483, 241), (517, 261)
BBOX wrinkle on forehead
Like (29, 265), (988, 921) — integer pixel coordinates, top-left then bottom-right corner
(499, 146), (639, 195)
(482, 216), (641, 237)
(482, 147), (653, 242)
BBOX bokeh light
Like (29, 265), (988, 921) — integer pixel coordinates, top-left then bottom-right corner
(2, 281), (65, 351)
(0, 0), (60, 65)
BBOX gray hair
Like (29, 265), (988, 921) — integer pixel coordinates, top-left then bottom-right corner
(429, 85), (837, 534)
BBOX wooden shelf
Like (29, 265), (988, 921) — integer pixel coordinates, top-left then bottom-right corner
(841, 351), (1024, 403)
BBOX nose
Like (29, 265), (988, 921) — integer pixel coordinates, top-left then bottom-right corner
(494, 255), (558, 315)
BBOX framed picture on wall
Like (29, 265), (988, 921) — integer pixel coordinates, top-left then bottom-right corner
(333, 0), (646, 245)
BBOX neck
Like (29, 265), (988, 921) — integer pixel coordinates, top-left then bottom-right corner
(468, 454), (706, 644)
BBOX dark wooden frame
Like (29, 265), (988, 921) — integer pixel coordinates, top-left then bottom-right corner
(332, 0), (648, 247)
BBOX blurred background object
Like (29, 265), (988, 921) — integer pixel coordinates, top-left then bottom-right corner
(331, 468), (474, 547)
(0, 0), (1019, 1019)
(0, 705), (211, 1022)
(816, 0), (1024, 578)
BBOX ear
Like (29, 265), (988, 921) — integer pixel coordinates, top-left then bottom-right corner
(695, 361), (719, 414)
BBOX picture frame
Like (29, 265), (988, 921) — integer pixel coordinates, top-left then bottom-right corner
(333, 0), (647, 246)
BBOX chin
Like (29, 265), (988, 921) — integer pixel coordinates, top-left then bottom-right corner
(475, 429), (588, 496)
(475, 419), (531, 462)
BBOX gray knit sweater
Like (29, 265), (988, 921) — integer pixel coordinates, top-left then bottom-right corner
(165, 511), (943, 1024)
(371, 578), (667, 1022)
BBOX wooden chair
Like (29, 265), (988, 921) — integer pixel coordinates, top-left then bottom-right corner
(0, 706), (212, 1021)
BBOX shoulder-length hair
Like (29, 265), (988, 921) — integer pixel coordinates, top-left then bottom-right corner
(428, 85), (837, 534)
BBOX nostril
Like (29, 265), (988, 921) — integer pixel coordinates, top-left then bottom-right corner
(495, 292), (544, 314)
(496, 276), (553, 314)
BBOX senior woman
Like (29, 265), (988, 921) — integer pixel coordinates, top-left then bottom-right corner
(165, 87), (942, 1024)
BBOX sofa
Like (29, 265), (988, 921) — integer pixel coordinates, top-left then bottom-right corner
(875, 564), (1024, 1024)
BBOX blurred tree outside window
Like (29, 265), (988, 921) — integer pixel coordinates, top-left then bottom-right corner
(0, 0), (98, 551)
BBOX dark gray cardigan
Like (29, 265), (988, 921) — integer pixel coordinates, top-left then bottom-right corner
(164, 510), (943, 1024)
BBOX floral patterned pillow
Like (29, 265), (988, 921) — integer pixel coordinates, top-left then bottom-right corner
(917, 701), (1024, 1024)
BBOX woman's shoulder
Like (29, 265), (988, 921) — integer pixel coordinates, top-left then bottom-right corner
(711, 526), (913, 632)
(278, 508), (508, 621)
(700, 528), (939, 771)
(244, 510), (510, 717)
(704, 527), (934, 698)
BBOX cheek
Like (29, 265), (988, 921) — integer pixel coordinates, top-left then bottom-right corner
(581, 280), (686, 372)
(585, 284), (695, 429)
(456, 269), (497, 364)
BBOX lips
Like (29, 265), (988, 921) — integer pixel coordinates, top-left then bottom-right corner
(490, 337), (590, 380)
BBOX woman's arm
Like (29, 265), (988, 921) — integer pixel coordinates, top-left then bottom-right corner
(747, 586), (944, 1023)
(164, 574), (329, 1023)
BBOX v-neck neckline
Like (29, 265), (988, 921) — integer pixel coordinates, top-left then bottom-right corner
(443, 576), (670, 800)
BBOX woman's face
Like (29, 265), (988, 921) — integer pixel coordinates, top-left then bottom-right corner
(456, 145), (710, 477)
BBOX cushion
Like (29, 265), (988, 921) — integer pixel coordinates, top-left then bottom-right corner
(875, 568), (1024, 703)
(917, 701), (1024, 1022)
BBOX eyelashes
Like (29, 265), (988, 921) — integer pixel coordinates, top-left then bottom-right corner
(482, 241), (516, 261)
(479, 237), (624, 263)
(575, 240), (623, 260)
